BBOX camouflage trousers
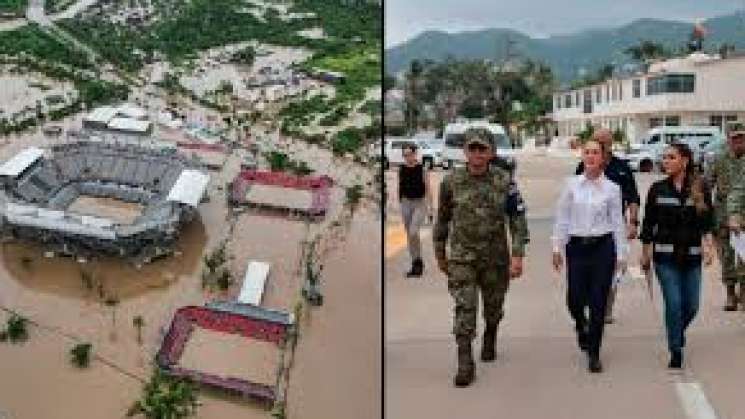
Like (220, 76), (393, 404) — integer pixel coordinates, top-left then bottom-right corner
(447, 262), (510, 341)
(716, 228), (745, 285)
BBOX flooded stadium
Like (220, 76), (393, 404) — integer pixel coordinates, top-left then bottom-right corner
(0, 122), (380, 418)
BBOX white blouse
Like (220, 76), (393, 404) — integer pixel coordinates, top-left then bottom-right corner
(551, 174), (627, 260)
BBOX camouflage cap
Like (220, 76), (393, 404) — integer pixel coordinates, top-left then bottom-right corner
(464, 128), (493, 148)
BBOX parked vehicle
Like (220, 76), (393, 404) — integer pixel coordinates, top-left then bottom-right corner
(442, 120), (515, 171)
(625, 126), (723, 172)
(702, 136), (727, 174)
(381, 138), (443, 170)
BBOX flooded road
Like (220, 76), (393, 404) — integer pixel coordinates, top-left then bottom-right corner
(287, 209), (381, 419)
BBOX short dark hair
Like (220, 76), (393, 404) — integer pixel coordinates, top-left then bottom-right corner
(403, 142), (418, 153)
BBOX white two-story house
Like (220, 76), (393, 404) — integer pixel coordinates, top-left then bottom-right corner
(551, 52), (745, 144)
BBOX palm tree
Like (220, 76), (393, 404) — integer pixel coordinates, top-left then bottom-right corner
(127, 370), (199, 418)
(624, 40), (668, 62)
(133, 316), (144, 345)
(104, 296), (120, 336)
(6, 314), (28, 343)
(70, 343), (93, 368)
(404, 59), (424, 134)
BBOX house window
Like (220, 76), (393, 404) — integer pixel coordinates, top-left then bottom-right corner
(575, 91), (580, 107)
(647, 74), (695, 95)
(564, 94), (572, 108)
(596, 87), (602, 103)
(633, 79), (641, 98)
(583, 90), (593, 114)
(618, 82), (623, 101)
(556, 97), (561, 110)
(726, 115), (738, 122)
(665, 116), (680, 126)
(649, 117), (663, 128)
(606, 84), (610, 102)
(710, 115), (723, 127)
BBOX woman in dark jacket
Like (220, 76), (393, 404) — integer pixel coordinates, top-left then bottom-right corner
(640, 142), (715, 369)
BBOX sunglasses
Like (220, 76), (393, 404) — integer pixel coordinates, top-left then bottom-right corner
(467, 143), (489, 152)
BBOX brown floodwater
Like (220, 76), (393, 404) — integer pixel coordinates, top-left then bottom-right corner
(0, 217), (207, 302)
(287, 208), (381, 419)
(0, 128), (380, 418)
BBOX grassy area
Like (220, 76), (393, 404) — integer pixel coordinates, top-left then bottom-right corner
(0, 25), (129, 136)
(0, 24), (93, 70)
(301, 44), (380, 103)
(57, 0), (315, 73)
(0, 0), (26, 16)
(43, 0), (74, 14)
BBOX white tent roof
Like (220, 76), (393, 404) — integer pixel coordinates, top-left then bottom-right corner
(83, 106), (118, 124)
(238, 261), (271, 306)
(107, 117), (151, 133)
(0, 147), (44, 177)
(117, 104), (148, 119)
(166, 169), (210, 207)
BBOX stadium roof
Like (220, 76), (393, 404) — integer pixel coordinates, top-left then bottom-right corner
(166, 169), (210, 207)
(107, 117), (152, 133)
(0, 147), (44, 177)
(83, 106), (119, 124)
(117, 104), (148, 120)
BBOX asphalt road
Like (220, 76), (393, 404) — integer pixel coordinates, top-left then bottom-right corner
(385, 152), (745, 419)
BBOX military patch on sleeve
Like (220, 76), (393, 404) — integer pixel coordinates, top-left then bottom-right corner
(505, 180), (526, 215)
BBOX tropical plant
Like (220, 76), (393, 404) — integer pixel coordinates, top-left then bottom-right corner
(70, 342), (92, 368)
(127, 370), (199, 418)
(624, 40), (668, 62)
(216, 269), (233, 291)
(6, 314), (28, 343)
(104, 296), (120, 330)
(133, 315), (144, 345)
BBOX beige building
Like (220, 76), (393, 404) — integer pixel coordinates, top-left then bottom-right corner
(551, 52), (745, 144)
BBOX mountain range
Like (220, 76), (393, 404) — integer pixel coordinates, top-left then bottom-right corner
(385, 12), (745, 83)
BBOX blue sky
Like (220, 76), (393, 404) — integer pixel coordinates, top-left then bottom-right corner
(385, 0), (745, 47)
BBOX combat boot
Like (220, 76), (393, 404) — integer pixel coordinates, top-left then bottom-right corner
(406, 258), (423, 278)
(454, 340), (475, 387)
(480, 323), (497, 362)
(725, 284), (738, 311)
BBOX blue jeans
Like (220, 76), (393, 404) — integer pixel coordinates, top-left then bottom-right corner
(654, 260), (702, 353)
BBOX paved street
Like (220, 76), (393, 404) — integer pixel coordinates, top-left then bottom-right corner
(385, 152), (745, 419)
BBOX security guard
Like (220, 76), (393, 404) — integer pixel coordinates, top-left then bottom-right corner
(433, 128), (529, 387)
(706, 130), (745, 310)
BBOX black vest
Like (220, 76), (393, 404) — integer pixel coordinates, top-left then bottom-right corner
(399, 164), (425, 199)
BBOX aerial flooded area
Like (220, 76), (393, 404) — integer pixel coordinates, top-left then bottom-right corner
(0, 0), (381, 417)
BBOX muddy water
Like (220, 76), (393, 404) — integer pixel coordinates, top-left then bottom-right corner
(0, 218), (206, 301)
(228, 213), (308, 312)
(287, 209), (381, 419)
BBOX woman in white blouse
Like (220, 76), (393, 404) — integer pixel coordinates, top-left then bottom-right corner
(551, 139), (627, 373)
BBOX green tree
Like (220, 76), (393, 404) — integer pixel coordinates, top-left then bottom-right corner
(6, 314), (28, 343)
(624, 40), (668, 62)
(127, 370), (199, 418)
(133, 315), (144, 345)
(70, 343), (93, 368)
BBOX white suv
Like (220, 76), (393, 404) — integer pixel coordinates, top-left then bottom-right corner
(381, 138), (443, 170)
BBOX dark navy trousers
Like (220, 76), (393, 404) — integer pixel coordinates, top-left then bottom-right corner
(565, 235), (616, 356)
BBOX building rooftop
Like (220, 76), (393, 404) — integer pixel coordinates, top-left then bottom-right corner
(83, 106), (119, 124)
(166, 169), (210, 207)
(0, 147), (44, 177)
(107, 117), (152, 133)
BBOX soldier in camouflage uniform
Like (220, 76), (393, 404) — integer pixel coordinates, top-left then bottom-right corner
(433, 129), (529, 387)
(705, 130), (745, 310)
